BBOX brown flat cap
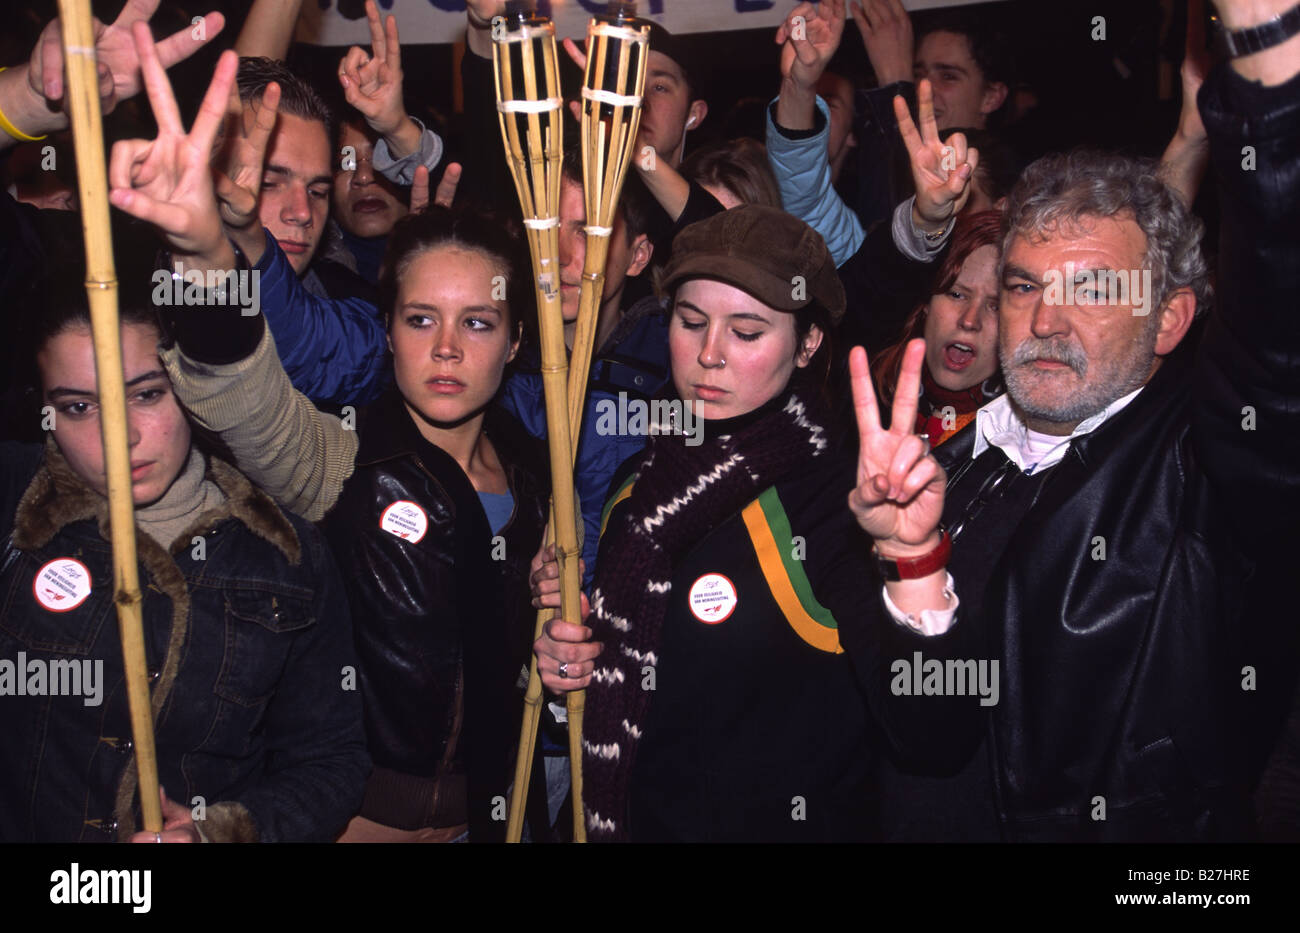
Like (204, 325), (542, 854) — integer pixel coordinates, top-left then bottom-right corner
(662, 204), (846, 323)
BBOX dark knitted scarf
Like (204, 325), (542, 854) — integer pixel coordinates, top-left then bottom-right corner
(916, 363), (1002, 442)
(582, 387), (831, 841)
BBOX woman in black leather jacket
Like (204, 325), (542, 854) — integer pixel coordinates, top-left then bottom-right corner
(159, 207), (550, 842)
(323, 209), (551, 842)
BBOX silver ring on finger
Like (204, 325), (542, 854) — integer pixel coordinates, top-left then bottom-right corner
(155, 832), (162, 843)
(918, 433), (931, 457)
(558, 662), (569, 679)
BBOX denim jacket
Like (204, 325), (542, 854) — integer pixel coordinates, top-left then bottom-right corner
(0, 440), (369, 842)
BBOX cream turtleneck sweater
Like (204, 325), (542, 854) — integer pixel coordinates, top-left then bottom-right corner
(134, 447), (227, 551)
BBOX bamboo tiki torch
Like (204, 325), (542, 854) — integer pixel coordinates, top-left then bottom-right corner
(564, 0), (649, 842)
(55, 0), (162, 835)
(501, 0), (650, 845)
(492, 1), (574, 843)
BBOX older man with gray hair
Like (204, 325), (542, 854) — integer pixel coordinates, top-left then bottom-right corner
(850, 0), (1299, 841)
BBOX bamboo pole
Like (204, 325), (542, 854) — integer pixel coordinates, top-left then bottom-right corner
(501, 2), (649, 844)
(56, 0), (162, 835)
(493, 5), (577, 843)
(562, 10), (648, 843)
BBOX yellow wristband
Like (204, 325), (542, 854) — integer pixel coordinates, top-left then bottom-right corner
(0, 66), (48, 142)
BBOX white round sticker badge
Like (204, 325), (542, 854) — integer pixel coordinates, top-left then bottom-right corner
(33, 558), (93, 613)
(689, 573), (737, 625)
(380, 500), (429, 543)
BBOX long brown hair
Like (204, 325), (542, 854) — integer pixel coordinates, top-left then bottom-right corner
(870, 209), (1005, 408)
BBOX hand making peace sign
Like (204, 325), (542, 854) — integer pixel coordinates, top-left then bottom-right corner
(339, 0), (408, 140)
(108, 22), (236, 264)
(28, 0), (224, 115)
(895, 79), (980, 232)
(212, 77), (281, 235)
(847, 340), (946, 556)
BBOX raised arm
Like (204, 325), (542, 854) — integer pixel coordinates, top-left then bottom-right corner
(848, 0), (919, 232)
(767, 0), (868, 264)
(459, 1), (517, 215)
(233, 0), (304, 61)
(828, 337), (982, 769)
(1192, 0), (1300, 539)
(0, 2), (223, 152)
(107, 27), (360, 518)
(1158, 0), (1212, 209)
(339, 0), (441, 177)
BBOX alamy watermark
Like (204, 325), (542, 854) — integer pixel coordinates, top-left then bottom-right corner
(890, 650), (999, 707)
(0, 653), (104, 706)
(152, 265), (261, 316)
(1041, 262), (1153, 316)
(50, 863), (150, 913)
(594, 392), (704, 447)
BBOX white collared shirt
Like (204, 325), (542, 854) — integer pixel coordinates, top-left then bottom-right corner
(972, 386), (1145, 474)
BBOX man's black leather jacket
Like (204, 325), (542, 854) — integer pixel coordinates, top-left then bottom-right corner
(893, 61), (1300, 841)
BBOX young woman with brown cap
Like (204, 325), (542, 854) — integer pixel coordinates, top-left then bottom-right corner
(532, 204), (976, 842)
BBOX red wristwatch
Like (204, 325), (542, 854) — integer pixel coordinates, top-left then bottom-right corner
(874, 528), (951, 581)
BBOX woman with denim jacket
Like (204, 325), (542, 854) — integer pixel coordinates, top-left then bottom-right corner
(0, 274), (369, 842)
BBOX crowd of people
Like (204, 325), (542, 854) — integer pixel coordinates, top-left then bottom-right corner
(0, 0), (1296, 844)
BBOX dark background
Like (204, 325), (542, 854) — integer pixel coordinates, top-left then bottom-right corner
(0, 0), (1207, 165)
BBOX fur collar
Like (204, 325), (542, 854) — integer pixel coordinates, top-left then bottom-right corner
(13, 438), (299, 842)
(14, 438), (300, 565)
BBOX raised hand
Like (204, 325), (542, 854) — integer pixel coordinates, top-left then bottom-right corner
(847, 340), (946, 555)
(850, 0), (913, 87)
(213, 81), (281, 234)
(338, 0), (408, 140)
(29, 0), (225, 114)
(776, 0), (846, 90)
(108, 23), (234, 265)
(894, 79), (979, 232)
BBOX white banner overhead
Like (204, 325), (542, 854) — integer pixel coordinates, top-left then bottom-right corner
(295, 0), (1004, 47)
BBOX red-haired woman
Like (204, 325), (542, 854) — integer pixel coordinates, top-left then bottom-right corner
(870, 209), (1004, 446)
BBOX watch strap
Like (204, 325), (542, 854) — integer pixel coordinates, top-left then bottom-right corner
(875, 528), (952, 582)
(1215, 3), (1300, 57)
